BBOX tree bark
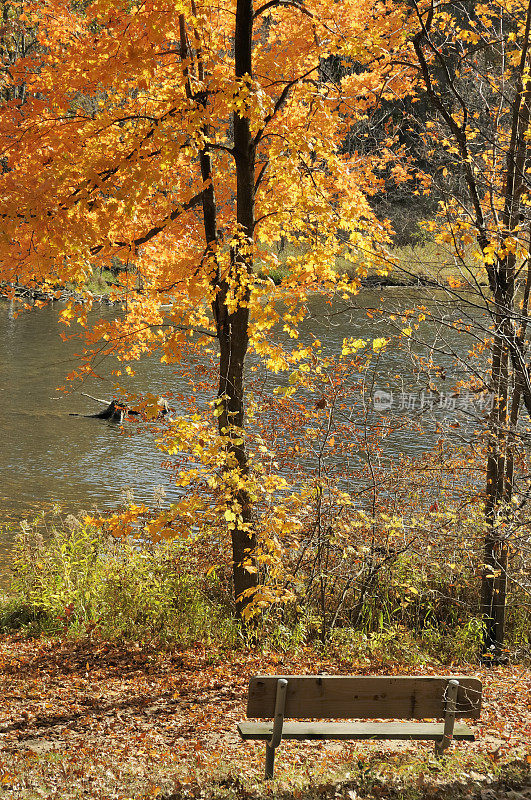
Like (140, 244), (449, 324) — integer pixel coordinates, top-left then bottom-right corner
(209, 0), (258, 619)
(480, 4), (531, 659)
(225, 0), (258, 620)
(482, 299), (510, 661)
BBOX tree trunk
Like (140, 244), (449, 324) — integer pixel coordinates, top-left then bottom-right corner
(480, 12), (531, 659)
(411, 0), (531, 661)
(215, 297), (257, 619)
(481, 298), (510, 661)
(180, 4), (258, 618)
(211, 0), (258, 619)
(228, 0), (257, 619)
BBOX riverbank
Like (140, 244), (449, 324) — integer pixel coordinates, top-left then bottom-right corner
(0, 633), (528, 799)
(0, 274), (442, 302)
(0, 241), (489, 304)
(0, 281), (117, 306)
(259, 240), (487, 288)
(0, 272), (448, 306)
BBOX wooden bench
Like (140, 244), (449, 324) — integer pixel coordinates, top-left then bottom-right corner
(238, 675), (482, 778)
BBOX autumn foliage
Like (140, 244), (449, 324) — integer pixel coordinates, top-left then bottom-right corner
(0, 0), (418, 616)
(0, 0), (530, 657)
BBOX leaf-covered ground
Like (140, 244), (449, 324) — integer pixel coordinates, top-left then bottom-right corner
(0, 635), (529, 799)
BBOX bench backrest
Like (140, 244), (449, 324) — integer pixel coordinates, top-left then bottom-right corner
(247, 676), (482, 720)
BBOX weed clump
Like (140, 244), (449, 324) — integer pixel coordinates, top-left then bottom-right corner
(2, 514), (237, 645)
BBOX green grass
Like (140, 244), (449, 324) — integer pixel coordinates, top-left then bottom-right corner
(84, 267), (117, 295)
(1, 509), (529, 664)
(185, 754), (530, 800)
(255, 239), (487, 287)
(364, 241), (486, 286)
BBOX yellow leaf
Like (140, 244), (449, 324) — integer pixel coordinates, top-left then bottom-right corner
(342, 337), (366, 356)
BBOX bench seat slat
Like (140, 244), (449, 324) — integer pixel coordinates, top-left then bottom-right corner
(238, 721), (476, 742)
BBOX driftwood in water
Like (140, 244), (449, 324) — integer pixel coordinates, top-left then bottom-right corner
(90, 399), (127, 422)
(71, 393), (171, 423)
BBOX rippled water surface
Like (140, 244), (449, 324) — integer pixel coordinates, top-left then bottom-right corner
(0, 288), (488, 570)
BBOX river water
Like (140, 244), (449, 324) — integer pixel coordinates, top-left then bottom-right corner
(0, 288), (490, 566)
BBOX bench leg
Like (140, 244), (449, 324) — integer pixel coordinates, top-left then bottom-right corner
(435, 678), (459, 756)
(265, 743), (275, 779)
(264, 677), (288, 780)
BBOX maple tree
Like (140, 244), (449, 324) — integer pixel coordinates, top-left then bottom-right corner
(0, 0), (412, 616)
